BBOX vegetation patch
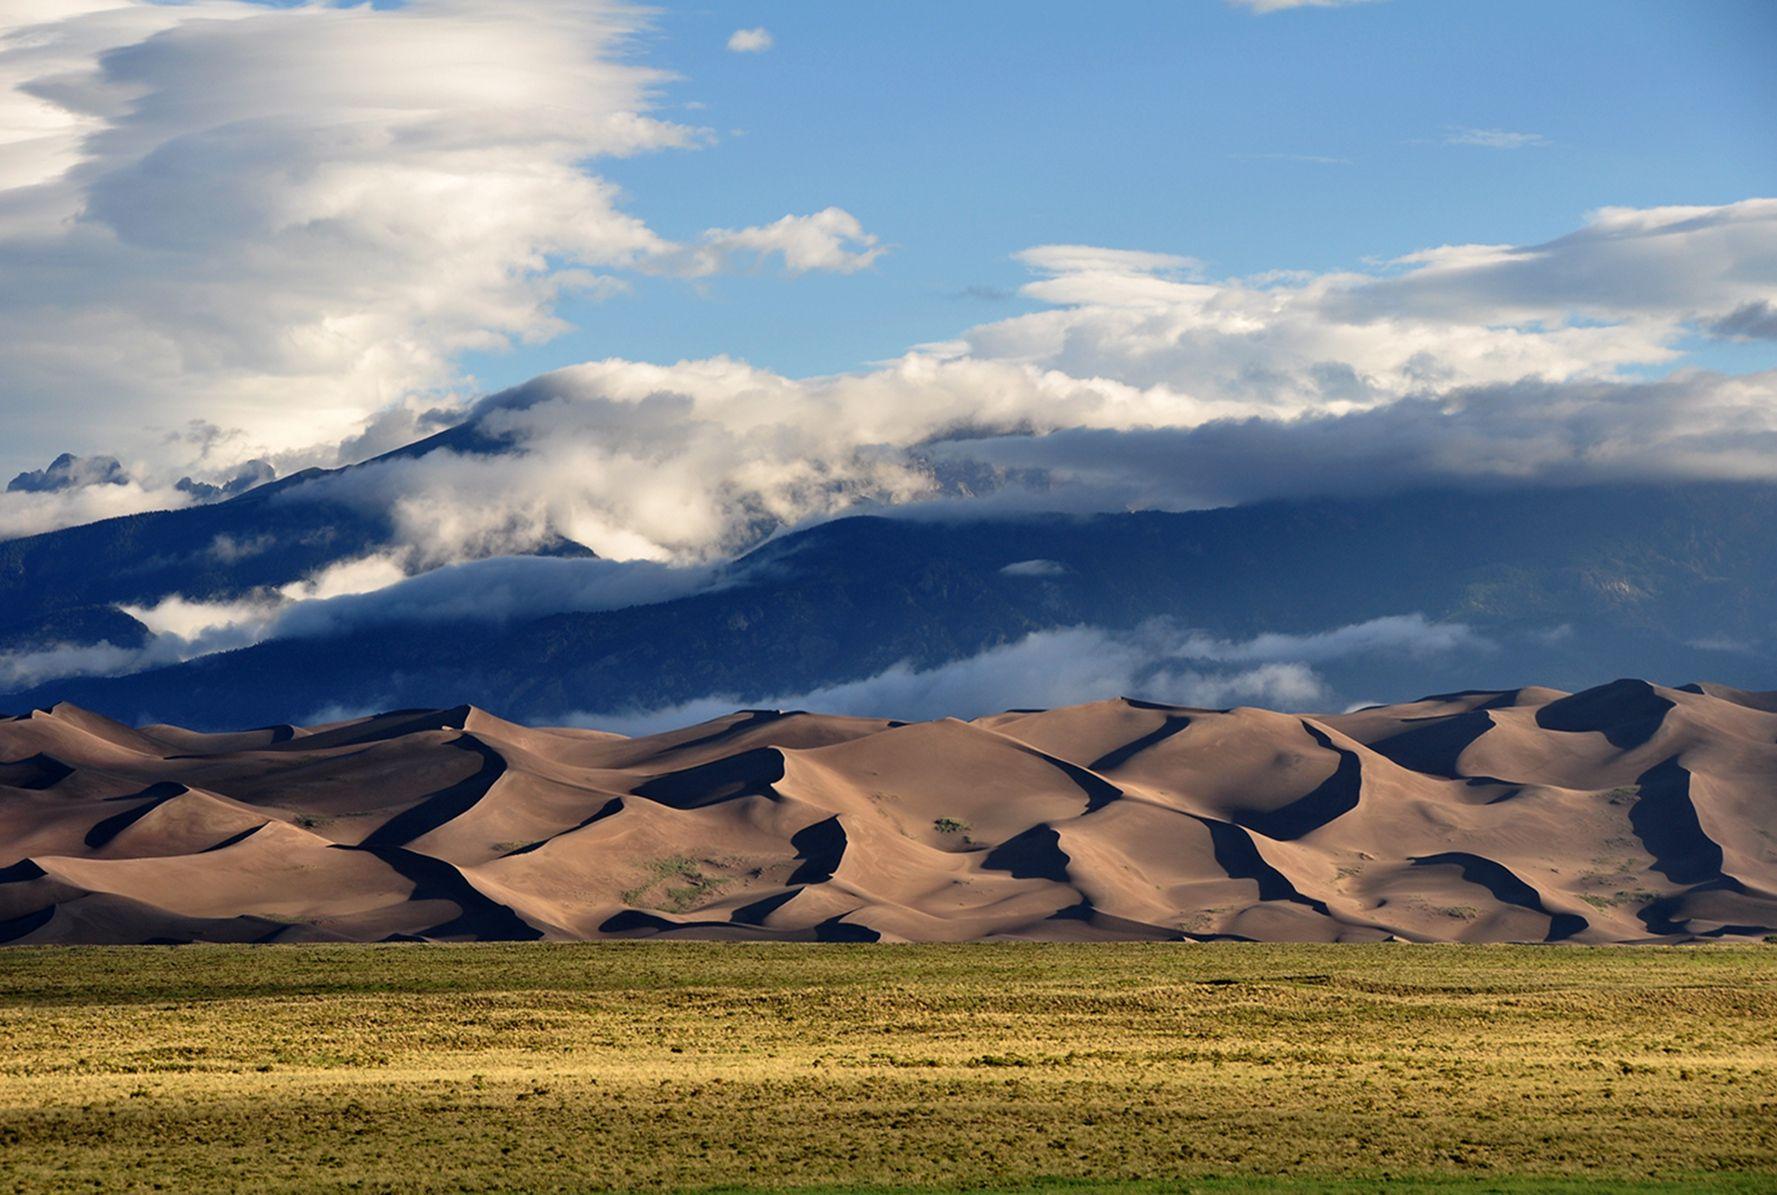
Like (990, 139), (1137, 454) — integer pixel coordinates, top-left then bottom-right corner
(0, 943), (1773, 1192)
(621, 855), (736, 912)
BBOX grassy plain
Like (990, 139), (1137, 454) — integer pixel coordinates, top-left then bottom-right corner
(0, 943), (1774, 1192)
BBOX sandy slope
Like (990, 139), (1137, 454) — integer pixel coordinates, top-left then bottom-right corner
(4, 680), (1776, 944)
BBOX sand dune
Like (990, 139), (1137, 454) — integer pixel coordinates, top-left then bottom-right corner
(4, 682), (1777, 944)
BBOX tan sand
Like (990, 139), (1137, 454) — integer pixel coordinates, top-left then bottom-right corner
(4, 679), (1775, 943)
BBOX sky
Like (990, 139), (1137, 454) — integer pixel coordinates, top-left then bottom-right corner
(0, 0), (1774, 555)
(543, 0), (1777, 381)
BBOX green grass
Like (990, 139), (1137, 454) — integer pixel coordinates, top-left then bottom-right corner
(0, 943), (1774, 1192)
(620, 855), (736, 912)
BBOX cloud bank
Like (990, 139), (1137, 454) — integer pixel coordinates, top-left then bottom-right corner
(258, 198), (1777, 565)
(1, 4), (1772, 590)
(565, 614), (1488, 733)
(0, 0), (878, 514)
(0, 552), (718, 687)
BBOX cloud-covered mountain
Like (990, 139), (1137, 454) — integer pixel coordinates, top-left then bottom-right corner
(0, 424), (589, 670)
(1, 4), (1771, 750)
(4, 187), (1775, 559)
(5, 479), (1774, 728)
(0, 0), (884, 493)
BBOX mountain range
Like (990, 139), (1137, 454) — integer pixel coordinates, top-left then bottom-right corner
(3, 461), (1777, 726)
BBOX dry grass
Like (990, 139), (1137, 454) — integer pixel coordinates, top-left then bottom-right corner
(1, 943), (1774, 1192)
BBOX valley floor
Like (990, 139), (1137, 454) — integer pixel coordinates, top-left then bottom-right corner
(1, 942), (1774, 1192)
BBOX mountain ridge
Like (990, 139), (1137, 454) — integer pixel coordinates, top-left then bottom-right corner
(7, 480), (1777, 727)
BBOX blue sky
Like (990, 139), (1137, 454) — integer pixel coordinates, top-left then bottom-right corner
(3, 0), (1775, 549)
(472, 0), (1777, 387)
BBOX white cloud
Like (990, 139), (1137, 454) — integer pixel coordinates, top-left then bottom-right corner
(0, 592), (267, 688)
(277, 555), (410, 604)
(0, 551), (720, 686)
(0, 478), (193, 541)
(1444, 127), (1551, 150)
(687, 207), (883, 276)
(1016, 244), (1201, 277)
(269, 554), (716, 639)
(561, 614), (1481, 732)
(0, 641), (160, 689)
(921, 369), (1777, 514)
(260, 197), (1777, 566)
(2, 4), (1767, 585)
(0, 0), (876, 493)
(7, 188), (1775, 573)
(725, 27), (772, 53)
(0, 552), (412, 685)
(120, 593), (273, 644)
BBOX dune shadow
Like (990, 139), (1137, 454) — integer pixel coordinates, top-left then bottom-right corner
(731, 888), (801, 926)
(1234, 723), (1361, 841)
(83, 782), (191, 849)
(1368, 709), (1493, 779)
(1536, 680), (1674, 751)
(358, 735), (506, 848)
(983, 824), (1070, 883)
(1087, 714), (1193, 773)
(1199, 817), (1330, 917)
(338, 842), (540, 940)
(1047, 897), (1185, 940)
(633, 747), (787, 809)
(282, 706), (474, 752)
(1411, 851), (1588, 941)
(0, 753), (74, 791)
(658, 710), (795, 756)
(788, 816), (848, 885)
(0, 904), (54, 943)
(1630, 757), (1725, 886)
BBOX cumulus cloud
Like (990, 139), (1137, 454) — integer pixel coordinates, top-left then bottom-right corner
(1711, 300), (1777, 340)
(685, 207), (883, 276)
(725, 27), (772, 53)
(298, 363), (944, 561)
(0, 0), (877, 496)
(0, 593), (264, 688)
(0, 478), (194, 542)
(0, 549), (714, 685)
(922, 369), (1777, 512)
(0, 552), (408, 686)
(260, 198), (1777, 566)
(982, 201), (1777, 394)
(269, 554), (715, 639)
(562, 614), (1484, 733)
(3, 3), (1770, 584)
(7, 183), (1775, 575)
(1444, 127), (1551, 150)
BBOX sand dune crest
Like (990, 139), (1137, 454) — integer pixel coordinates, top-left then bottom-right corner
(4, 681), (1777, 944)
